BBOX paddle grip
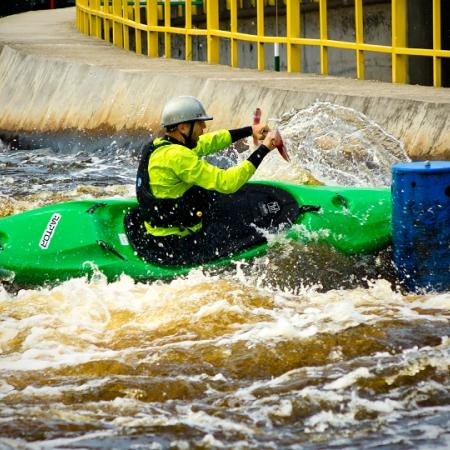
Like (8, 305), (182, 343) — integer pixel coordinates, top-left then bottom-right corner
(252, 108), (261, 145)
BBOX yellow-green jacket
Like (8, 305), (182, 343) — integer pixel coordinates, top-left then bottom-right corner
(137, 129), (258, 237)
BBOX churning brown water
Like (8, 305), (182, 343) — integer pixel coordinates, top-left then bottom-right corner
(0, 102), (448, 450)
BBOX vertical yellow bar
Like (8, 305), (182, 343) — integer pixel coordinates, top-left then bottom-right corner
(76, 0), (81, 31)
(94, 0), (102, 38)
(103, 0), (111, 42)
(257, 0), (265, 70)
(319, 0), (328, 75)
(77, 0), (82, 32)
(391, 0), (407, 83)
(355, 0), (364, 79)
(89, 0), (94, 36)
(122, 0), (130, 50)
(135, 0), (142, 54)
(91, 0), (100, 37)
(83, 0), (90, 34)
(113, 0), (123, 47)
(164, 0), (171, 58)
(230, 0), (238, 67)
(79, 0), (84, 32)
(432, 0), (442, 87)
(147, 0), (158, 57)
(207, 0), (220, 64)
(85, 0), (90, 34)
(87, 0), (93, 35)
(85, 9), (90, 33)
(76, 1), (79, 31)
(185, 0), (193, 61)
(83, 0), (89, 34)
(286, 0), (300, 72)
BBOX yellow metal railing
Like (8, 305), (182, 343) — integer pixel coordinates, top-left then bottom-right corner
(76, 0), (450, 87)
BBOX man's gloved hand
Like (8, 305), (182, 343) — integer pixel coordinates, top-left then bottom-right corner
(252, 123), (270, 141)
(263, 131), (277, 151)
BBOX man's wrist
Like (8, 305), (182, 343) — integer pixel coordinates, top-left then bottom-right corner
(247, 145), (271, 169)
(229, 126), (253, 143)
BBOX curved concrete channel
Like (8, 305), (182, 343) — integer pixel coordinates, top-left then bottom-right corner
(0, 7), (449, 159)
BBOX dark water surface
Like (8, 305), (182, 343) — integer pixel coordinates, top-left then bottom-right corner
(0, 102), (448, 449)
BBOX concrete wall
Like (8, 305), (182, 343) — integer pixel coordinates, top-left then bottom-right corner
(1, 43), (449, 159)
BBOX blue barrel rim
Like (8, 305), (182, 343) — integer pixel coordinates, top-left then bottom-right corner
(392, 161), (450, 174)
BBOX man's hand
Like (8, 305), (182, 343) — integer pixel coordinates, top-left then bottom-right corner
(263, 131), (277, 150)
(252, 123), (269, 141)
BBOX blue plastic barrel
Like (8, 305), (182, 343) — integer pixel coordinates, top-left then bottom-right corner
(392, 161), (450, 292)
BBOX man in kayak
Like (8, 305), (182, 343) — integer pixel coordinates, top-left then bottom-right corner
(129, 95), (278, 265)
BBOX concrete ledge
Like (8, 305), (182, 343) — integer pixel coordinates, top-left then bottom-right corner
(0, 8), (449, 159)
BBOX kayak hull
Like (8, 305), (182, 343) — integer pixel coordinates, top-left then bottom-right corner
(0, 181), (392, 286)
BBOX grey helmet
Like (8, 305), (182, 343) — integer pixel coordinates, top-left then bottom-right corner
(161, 96), (213, 128)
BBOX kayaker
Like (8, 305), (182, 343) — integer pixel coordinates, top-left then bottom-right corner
(130, 95), (279, 265)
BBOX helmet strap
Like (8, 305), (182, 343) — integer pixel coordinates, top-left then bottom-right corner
(179, 122), (196, 149)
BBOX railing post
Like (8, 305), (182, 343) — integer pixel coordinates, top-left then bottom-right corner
(164, 0), (172, 58)
(147, 0), (158, 57)
(76, 0), (79, 30)
(88, 0), (93, 35)
(92, 0), (102, 39)
(230, 0), (238, 67)
(355, 0), (364, 79)
(134, 0), (142, 54)
(76, 0), (80, 32)
(206, 0), (220, 64)
(83, 0), (90, 34)
(185, 0), (193, 61)
(103, 0), (111, 42)
(432, 0), (442, 87)
(256, 0), (265, 70)
(122, 0), (130, 50)
(286, 0), (300, 72)
(391, 0), (407, 83)
(319, 0), (328, 75)
(112, 0), (124, 47)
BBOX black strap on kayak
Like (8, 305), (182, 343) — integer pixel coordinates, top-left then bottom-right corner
(97, 240), (127, 261)
(86, 203), (108, 214)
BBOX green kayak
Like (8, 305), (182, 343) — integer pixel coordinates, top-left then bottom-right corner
(0, 181), (392, 286)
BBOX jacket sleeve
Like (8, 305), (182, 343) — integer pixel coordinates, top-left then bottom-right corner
(171, 146), (256, 194)
(192, 129), (232, 157)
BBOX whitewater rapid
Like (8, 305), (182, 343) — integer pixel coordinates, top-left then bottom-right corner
(1, 102), (448, 450)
